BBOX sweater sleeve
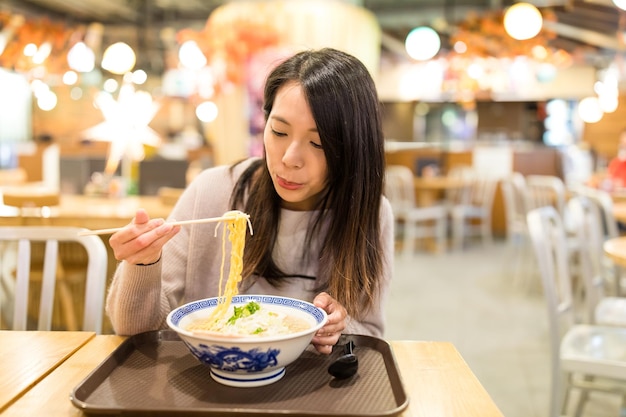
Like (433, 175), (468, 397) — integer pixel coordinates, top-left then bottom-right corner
(105, 162), (245, 335)
(343, 197), (394, 338)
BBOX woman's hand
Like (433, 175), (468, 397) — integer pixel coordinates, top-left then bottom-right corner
(311, 292), (347, 355)
(109, 209), (180, 265)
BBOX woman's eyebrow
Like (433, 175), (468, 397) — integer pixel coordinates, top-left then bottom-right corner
(270, 115), (318, 133)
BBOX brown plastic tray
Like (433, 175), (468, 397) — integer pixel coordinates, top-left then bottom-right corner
(70, 330), (409, 416)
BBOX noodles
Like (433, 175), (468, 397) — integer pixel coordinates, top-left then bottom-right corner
(187, 210), (252, 331)
(188, 303), (312, 337)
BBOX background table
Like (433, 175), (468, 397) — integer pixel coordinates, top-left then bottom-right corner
(0, 194), (173, 229)
(603, 236), (626, 296)
(413, 176), (466, 207)
(613, 201), (626, 224)
(2, 331), (504, 417)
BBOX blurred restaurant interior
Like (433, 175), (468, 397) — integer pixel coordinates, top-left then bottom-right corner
(3, 0), (626, 416)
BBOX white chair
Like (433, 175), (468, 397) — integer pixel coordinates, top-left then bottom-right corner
(501, 172), (531, 244)
(527, 206), (626, 417)
(0, 226), (108, 333)
(500, 172), (535, 287)
(567, 196), (626, 327)
(572, 185), (625, 296)
(385, 165), (448, 256)
(575, 187), (620, 241)
(526, 174), (568, 218)
(527, 174), (582, 275)
(449, 170), (498, 250)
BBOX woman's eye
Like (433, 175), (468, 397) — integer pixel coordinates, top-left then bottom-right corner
(271, 129), (287, 137)
(310, 142), (323, 149)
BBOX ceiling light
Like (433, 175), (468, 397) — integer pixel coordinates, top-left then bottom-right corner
(179, 40), (207, 70)
(405, 27), (440, 61)
(504, 3), (543, 41)
(67, 42), (95, 73)
(577, 97), (603, 123)
(196, 101), (218, 123)
(101, 42), (136, 75)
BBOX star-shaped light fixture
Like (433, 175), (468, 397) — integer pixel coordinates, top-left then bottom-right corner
(83, 82), (161, 176)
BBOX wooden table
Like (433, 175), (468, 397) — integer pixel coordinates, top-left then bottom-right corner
(413, 176), (466, 207)
(0, 331), (95, 412)
(0, 194), (173, 229)
(613, 201), (626, 223)
(603, 236), (626, 296)
(1, 331), (504, 417)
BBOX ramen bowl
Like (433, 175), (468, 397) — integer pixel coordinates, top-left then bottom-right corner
(166, 295), (328, 387)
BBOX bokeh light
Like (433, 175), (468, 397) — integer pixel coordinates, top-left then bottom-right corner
(504, 3), (543, 40)
(405, 27), (441, 61)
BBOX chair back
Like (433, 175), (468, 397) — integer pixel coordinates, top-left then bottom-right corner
(526, 175), (567, 215)
(445, 165), (474, 206)
(467, 174), (498, 213)
(0, 226), (108, 333)
(527, 206), (577, 338)
(527, 206), (579, 417)
(500, 172), (531, 238)
(567, 196), (607, 323)
(385, 165), (417, 215)
(572, 186), (619, 240)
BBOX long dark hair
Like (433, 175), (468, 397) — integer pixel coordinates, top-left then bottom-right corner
(230, 48), (385, 318)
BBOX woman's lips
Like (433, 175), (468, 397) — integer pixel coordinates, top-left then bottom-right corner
(277, 176), (302, 191)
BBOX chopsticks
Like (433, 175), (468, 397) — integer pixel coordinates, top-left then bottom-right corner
(76, 215), (250, 236)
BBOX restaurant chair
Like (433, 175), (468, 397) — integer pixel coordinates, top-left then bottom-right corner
(527, 206), (626, 417)
(384, 165), (448, 256)
(443, 165), (474, 210)
(571, 185), (625, 296)
(500, 172), (535, 288)
(567, 196), (626, 327)
(571, 186), (620, 240)
(0, 226), (108, 333)
(527, 175), (582, 278)
(449, 171), (498, 250)
(526, 175), (568, 222)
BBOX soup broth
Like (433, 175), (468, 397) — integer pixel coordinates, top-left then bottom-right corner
(186, 303), (312, 337)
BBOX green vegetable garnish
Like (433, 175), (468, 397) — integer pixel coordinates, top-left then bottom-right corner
(227, 301), (261, 325)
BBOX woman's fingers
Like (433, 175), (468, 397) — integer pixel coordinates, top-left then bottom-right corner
(312, 292), (347, 355)
(109, 209), (180, 264)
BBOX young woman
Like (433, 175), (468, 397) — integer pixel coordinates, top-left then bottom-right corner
(106, 48), (394, 354)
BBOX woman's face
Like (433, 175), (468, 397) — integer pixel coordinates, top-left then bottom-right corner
(264, 81), (328, 211)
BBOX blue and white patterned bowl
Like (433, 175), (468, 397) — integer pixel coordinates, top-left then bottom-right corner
(166, 295), (327, 387)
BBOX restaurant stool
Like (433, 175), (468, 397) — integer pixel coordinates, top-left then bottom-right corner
(1, 187), (60, 219)
(2, 189), (60, 208)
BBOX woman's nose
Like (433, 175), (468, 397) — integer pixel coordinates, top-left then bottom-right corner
(282, 141), (303, 168)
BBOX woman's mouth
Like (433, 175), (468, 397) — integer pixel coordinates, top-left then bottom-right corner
(276, 176), (302, 191)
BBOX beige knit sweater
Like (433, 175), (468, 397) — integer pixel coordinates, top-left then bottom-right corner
(105, 158), (394, 337)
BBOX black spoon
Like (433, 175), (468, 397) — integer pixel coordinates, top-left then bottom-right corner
(328, 340), (358, 379)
